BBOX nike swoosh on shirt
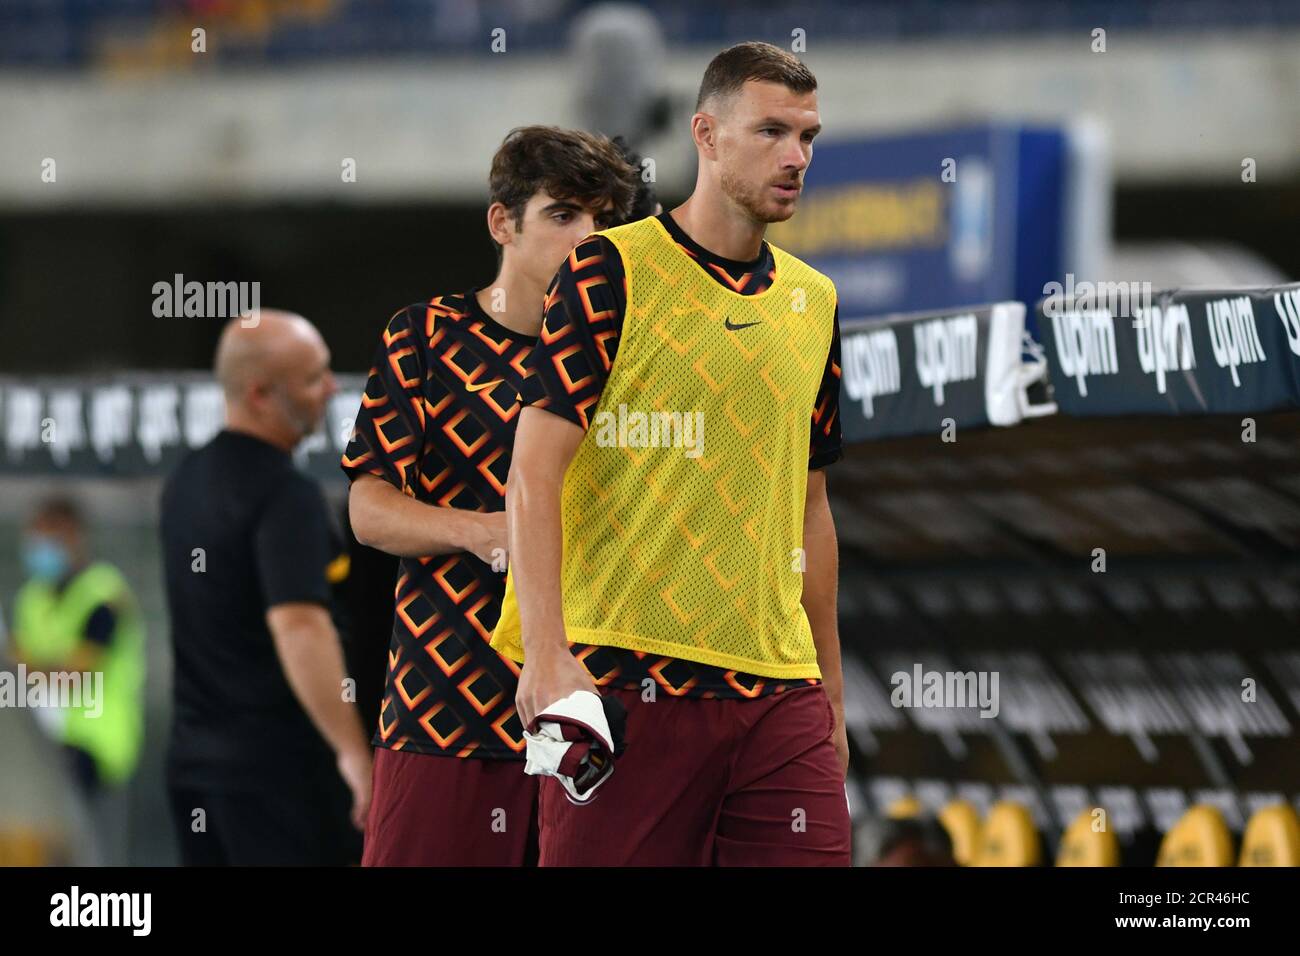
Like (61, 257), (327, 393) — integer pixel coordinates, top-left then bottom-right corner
(465, 379), (505, 393)
(724, 318), (762, 331)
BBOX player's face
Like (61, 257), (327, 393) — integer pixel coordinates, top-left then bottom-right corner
(23, 515), (83, 570)
(514, 190), (617, 288)
(713, 80), (820, 224)
(272, 336), (337, 440)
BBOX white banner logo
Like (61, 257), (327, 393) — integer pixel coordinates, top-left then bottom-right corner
(1206, 296), (1266, 387)
(914, 313), (978, 405)
(1051, 309), (1118, 396)
(1134, 304), (1195, 394)
(842, 328), (901, 419)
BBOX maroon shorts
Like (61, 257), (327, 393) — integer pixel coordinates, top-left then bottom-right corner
(362, 747), (539, 866)
(538, 684), (851, 866)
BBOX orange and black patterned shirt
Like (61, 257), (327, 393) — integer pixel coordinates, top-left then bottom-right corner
(344, 218), (842, 760)
(342, 291), (535, 759)
(522, 211), (844, 703)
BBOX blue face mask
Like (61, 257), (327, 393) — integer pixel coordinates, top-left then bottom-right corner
(22, 536), (70, 583)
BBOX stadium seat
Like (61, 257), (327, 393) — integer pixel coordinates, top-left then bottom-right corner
(886, 795), (924, 819)
(1238, 804), (1300, 867)
(938, 799), (981, 866)
(1056, 808), (1121, 866)
(971, 801), (1041, 866)
(0, 826), (52, 866)
(1156, 805), (1234, 866)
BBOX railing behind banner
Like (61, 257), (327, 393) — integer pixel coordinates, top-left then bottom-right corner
(840, 301), (1056, 443)
(3, 281), (1297, 481)
(1037, 282), (1300, 418)
(0, 373), (365, 483)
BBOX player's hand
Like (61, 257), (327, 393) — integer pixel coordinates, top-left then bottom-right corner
(515, 642), (598, 731)
(466, 511), (508, 567)
(337, 744), (373, 831)
(831, 709), (850, 778)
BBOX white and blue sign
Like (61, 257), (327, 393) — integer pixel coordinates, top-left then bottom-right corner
(770, 124), (1075, 322)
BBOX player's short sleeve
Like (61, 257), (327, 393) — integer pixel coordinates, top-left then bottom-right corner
(808, 302), (843, 470)
(255, 475), (334, 610)
(83, 605), (117, 648)
(518, 235), (627, 431)
(341, 306), (427, 492)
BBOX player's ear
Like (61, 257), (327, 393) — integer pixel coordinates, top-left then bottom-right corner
(248, 377), (274, 408)
(691, 112), (718, 158)
(485, 202), (516, 248)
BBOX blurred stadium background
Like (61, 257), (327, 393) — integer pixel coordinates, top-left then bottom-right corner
(1, 0), (1299, 867)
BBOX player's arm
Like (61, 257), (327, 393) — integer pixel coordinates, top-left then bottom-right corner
(64, 603), (114, 673)
(266, 601), (370, 829)
(258, 479), (372, 830)
(508, 408), (595, 729)
(342, 306), (505, 562)
(802, 468), (847, 775)
(803, 302), (848, 774)
(8, 604), (111, 675)
(349, 475), (504, 563)
(510, 237), (625, 729)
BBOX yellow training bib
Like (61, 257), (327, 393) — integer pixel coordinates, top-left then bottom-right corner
(492, 216), (837, 678)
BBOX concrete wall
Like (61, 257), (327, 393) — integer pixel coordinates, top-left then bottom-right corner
(1, 30), (1297, 208)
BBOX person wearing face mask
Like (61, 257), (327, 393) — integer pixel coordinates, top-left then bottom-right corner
(160, 309), (369, 866)
(10, 495), (146, 862)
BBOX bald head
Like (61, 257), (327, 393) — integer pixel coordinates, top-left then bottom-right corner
(215, 309), (316, 399)
(215, 309), (337, 449)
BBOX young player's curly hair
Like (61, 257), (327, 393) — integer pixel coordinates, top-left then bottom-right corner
(488, 126), (638, 246)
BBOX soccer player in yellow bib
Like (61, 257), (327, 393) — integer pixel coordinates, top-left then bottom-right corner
(492, 41), (850, 866)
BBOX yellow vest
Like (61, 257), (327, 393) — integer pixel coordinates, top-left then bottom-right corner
(492, 216), (837, 678)
(14, 562), (146, 786)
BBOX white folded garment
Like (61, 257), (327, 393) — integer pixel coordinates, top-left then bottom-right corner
(523, 690), (618, 804)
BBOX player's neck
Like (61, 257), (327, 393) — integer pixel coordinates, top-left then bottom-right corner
(475, 273), (544, 338)
(224, 411), (297, 453)
(669, 192), (766, 263)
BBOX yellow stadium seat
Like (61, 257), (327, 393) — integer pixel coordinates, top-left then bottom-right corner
(1056, 808), (1121, 866)
(972, 801), (1041, 867)
(1156, 805), (1234, 867)
(1238, 804), (1300, 867)
(886, 795), (924, 819)
(0, 827), (51, 867)
(938, 799), (981, 866)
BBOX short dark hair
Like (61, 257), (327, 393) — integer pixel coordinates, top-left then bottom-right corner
(854, 815), (956, 867)
(696, 41), (818, 112)
(487, 126), (637, 247)
(610, 135), (659, 224)
(30, 495), (83, 529)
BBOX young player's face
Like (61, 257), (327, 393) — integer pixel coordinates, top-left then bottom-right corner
(713, 80), (821, 224)
(512, 190), (617, 289)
